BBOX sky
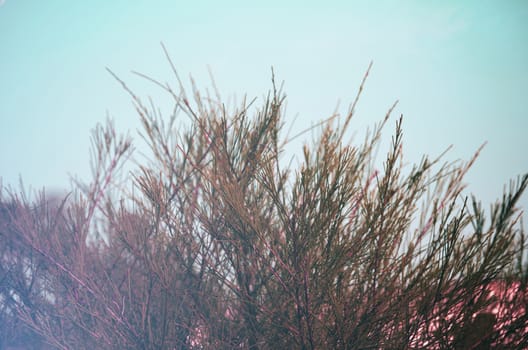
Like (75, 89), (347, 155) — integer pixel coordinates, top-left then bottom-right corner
(0, 1), (527, 213)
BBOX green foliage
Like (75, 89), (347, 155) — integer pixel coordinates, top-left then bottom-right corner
(1, 63), (527, 349)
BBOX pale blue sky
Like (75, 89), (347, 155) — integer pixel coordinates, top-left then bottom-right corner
(0, 1), (527, 211)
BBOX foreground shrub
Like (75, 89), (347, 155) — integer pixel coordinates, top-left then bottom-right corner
(1, 61), (527, 349)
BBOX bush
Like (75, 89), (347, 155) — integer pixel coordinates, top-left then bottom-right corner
(1, 61), (527, 349)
